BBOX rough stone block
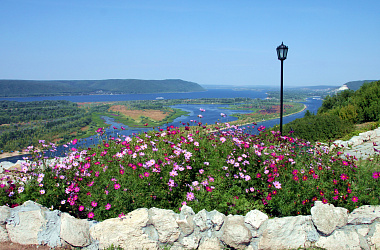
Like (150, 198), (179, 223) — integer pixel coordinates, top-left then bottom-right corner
(60, 212), (91, 247)
(222, 215), (252, 249)
(258, 215), (318, 250)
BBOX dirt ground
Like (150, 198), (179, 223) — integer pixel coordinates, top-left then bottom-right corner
(109, 105), (170, 121)
(0, 242), (73, 250)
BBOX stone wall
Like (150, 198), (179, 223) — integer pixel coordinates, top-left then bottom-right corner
(1, 200), (380, 249)
(333, 127), (380, 149)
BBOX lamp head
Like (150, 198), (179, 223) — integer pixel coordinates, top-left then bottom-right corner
(276, 42), (288, 60)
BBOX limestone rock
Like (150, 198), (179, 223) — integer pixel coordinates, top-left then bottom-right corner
(316, 228), (361, 250)
(60, 212), (91, 247)
(311, 201), (348, 235)
(222, 215), (252, 249)
(244, 209), (268, 230)
(348, 205), (380, 225)
(209, 210), (225, 231)
(258, 215), (318, 250)
(0, 226), (9, 242)
(368, 223), (380, 249)
(176, 215), (194, 236)
(180, 205), (195, 216)
(179, 234), (201, 249)
(194, 209), (210, 232)
(37, 210), (62, 247)
(6, 210), (45, 245)
(90, 208), (157, 250)
(148, 207), (180, 244)
(198, 237), (222, 250)
(0, 206), (10, 224)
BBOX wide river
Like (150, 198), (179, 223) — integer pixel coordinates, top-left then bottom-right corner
(0, 89), (322, 163)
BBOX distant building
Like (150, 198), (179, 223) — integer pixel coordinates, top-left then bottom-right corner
(337, 84), (349, 91)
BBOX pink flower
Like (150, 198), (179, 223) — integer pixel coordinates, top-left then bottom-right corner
(144, 172), (150, 177)
(352, 196), (358, 203)
(88, 212), (94, 219)
(105, 203), (111, 210)
(186, 192), (195, 201)
(273, 181), (282, 189)
(91, 201), (97, 207)
(79, 205), (84, 211)
(114, 183), (121, 190)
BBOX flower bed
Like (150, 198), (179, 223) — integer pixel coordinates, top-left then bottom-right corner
(1, 110), (380, 222)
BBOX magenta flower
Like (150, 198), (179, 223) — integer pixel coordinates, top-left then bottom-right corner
(352, 196), (358, 203)
(91, 201), (98, 207)
(88, 212), (94, 219)
(79, 205), (84, 211)
(340, 173), (349, 180)
(373, 172), (379, 179)
(114, 183), (121, 190)
(144, 172), (150, 177)
(105, 203), (111, 210)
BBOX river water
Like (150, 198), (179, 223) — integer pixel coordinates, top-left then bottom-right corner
(0, 89), (322, 163)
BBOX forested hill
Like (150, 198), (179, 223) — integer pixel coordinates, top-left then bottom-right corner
(0, 79), (206, 97)
(345, 80), (379, 91)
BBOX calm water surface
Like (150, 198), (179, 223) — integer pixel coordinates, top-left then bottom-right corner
(0, 89), (322, 163)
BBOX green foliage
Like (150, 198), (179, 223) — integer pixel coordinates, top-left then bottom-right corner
(0, 100), (108, 152)
(284, 113), (354, 142)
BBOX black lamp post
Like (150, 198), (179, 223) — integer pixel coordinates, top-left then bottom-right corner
(276, 42), (288, 135)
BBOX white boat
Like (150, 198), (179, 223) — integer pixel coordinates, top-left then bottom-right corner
(156, 97), (164, 100)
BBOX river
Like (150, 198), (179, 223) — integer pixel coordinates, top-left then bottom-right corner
(0, 90), (322, 163)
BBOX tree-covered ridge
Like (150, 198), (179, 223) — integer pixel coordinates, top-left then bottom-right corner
(345, 80), (379, 91)
(284, 80), (380, 142)
(318, 80), (380, 123)
(0, 79), (205, 97)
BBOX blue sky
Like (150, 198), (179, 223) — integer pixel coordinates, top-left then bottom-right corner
(1, 0), (379, 87)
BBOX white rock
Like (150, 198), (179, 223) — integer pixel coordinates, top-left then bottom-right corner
(222, 215), (252, 249)
(311, 201), (348, 235)
(209, 210), (225, 231)
(176, 215), (194, 236)
(60, 213), (91, 247)
(316, 228), (361, 250)
(180, 234), (201, 249)
(258, 215), (318, 250)
(244, 209), (268, 230)
(90, 208), (157, 250)
(198, 237), (222, 250)
(368, 223), (380, 248)
(348, 205), (380, 224)
(194, 209), (210, 232)
(6, 210), (45, 245)
(0, 226), (9, 242)
(148, 207), (180, 244)
(0, 206), (10, 224)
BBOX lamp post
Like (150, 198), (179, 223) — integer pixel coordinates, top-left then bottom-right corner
(276, 42), (288, 135)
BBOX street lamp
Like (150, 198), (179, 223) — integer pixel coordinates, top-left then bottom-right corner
(276, 42), (288, 135)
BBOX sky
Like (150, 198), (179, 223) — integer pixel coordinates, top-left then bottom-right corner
(1, 0), (379, 87)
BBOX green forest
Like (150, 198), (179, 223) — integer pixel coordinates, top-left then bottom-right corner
(284, 80), (380, 142)
(0, 100), (109, 152)
(0, 79), (205, 97)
